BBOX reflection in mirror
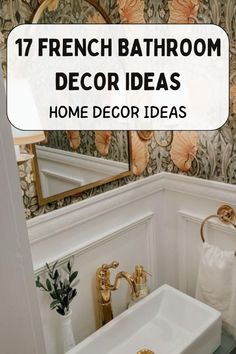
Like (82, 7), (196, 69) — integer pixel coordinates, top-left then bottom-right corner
(27, 0), (132, 207)
(32, 131), (132, 205)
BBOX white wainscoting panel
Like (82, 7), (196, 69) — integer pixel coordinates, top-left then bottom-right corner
(27, 172), (236, 354)
(36, 214), (157, 354)
(28, 174), (164, 354)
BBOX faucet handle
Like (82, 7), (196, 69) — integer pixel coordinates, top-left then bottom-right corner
(102, 261), (119, 271)
(133, 265), (151, 285)
(96, 261), (119, 288)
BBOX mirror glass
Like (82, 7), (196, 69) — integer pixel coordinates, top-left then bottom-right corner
(29, 2), (132, 206)
(33, 130), (132, 204)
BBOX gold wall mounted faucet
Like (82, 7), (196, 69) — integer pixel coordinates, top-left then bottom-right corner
(96, 261), (139, 327)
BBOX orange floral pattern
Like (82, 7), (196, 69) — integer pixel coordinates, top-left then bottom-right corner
(95, 131), (112, 156)
(117, 0), (145, 23)
(132, 132), (149, 176)
(87, 13), (106, 24)
(170, 131), (199, 171)
(66, 131), (81, 150)
(48, 0), (59, 12)
(39, 0), (59, 12)
(5, 0), (236, 219)
(168, 0), (200, 24)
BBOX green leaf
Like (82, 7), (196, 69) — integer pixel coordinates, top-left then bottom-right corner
(46, 279), (52, 291)
(52, 261), (58, 273)
(56, 288), (63, 295)
(46, 263), (51, 272)
(50, 300), (59, 309)
(67, 261), (71, 273)
(46, 263), (54, 279)
(35, 280), (40, 288)
(36, 259), (77, 314)
(50, 292), (58, 300)
(35, 276), (47, 291)
(56, 307), (65, 316)
(68, 288), (77, 302)
(71, 289), (77, 300)
(35, 276), (41, 287)
(69, 271), (78, 284)
(54, 270), (59, 280)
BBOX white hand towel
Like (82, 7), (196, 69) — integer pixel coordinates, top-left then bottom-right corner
(195, 242), (236, 338)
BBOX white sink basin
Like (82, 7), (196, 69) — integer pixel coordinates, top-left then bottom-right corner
(68, 285), (221, 354)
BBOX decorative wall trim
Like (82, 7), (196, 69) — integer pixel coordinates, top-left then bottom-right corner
(28, 172), (236, 248)
(37, 145), (128, 175)
(34, 213), (155, 275)
(41, 169), (83, 185)
(34, 203), (159, 351)
(178, 211), (236, 235)
(145, 214), (158, 290)
(36, 146), (129, 199)
(27, 173), (164, 246)
(28, 172), (236, 284)
(161, 173), (236, 204)
(27, 171), (236, 352)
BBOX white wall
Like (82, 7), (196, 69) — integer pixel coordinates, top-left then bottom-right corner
(0, 74), (46, 354)
(27, 172), (236, 354)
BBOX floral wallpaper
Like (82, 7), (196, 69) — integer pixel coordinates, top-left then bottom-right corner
(1, 0), (236, 219)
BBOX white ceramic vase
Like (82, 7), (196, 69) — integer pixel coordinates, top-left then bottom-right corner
(60, 310), (76, 353)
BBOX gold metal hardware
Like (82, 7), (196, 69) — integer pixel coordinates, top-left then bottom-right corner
(133, 265), (151, 285)
(137, 131), (154, 141)
(137, 349), (155, 354)
(217, 205), (236, 224)
(96, 261), (140, 328)
(31, 132), (133, 206)
(200, 204), (236, 255)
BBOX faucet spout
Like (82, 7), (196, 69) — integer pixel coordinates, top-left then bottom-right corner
(111, 271), (139, 298)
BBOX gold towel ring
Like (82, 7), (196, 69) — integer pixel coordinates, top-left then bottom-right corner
(200, 205), (236, 256)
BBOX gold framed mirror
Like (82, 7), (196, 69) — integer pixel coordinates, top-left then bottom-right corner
(32, 131), (132, 205)
(29, 1), (133, 206)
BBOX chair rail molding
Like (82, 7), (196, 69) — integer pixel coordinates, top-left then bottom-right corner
(27, 172), (236, 270)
